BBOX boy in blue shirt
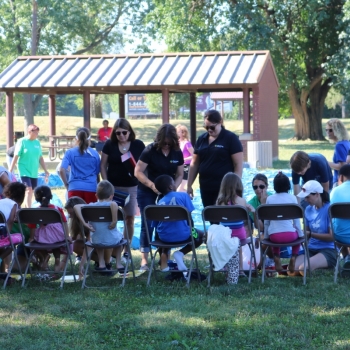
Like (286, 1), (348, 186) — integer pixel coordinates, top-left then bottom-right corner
(154, 175), (203, 271)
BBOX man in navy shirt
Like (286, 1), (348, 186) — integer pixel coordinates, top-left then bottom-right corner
(290, 151), (333, 204)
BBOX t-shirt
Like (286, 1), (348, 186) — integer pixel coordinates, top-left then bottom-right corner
(333, 140), (350, 183)
(247, 192), (272, 221)
(102, 139), (145, 187)
(14, 136), (42, 178)
(0, 198), (16, 226)
(304, 202), (334, 250)
(156, 191), (194, 242)
(180, 140), (193, 165)
(61, 147), (100, 192)
(138, 143), (184, 193)
(292, 153), (333, 189)
(194, 128), (243, 188)
(330, 181), (350, 244)
(97, 127), (112, 142)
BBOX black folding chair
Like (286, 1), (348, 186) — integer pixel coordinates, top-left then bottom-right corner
(17, 208), (76, 288)
(202, 205), (257, 286)
(80, 206), (135, 288)
(328, 203), (350, 283)
(0, 211), (25, 289)
(144, 205), (200, 287)
(256, 204), (310, 285)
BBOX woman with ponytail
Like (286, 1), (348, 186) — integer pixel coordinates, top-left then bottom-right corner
(60, 127), (100, 203)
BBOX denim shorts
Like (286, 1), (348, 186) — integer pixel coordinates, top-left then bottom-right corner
(309, 248), (337, 268)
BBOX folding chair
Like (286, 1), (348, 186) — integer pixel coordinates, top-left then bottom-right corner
(17, 208), (76, 288)
(202, 205), (257, 286)
(80, 206), (135, 288)
(144, 205), (200, 287)
(256, 203), (310, 285)
(0, 211), (24, 289)
(328, 202), (350, 283)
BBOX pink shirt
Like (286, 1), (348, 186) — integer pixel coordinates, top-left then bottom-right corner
(180, 140), (193, 165)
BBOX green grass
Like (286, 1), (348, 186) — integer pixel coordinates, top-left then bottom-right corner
(2, 116), (350, 349)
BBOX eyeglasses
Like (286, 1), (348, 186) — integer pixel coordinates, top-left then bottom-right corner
(203, 123), (218, 131)
(115, 131), (128, 136)
(325, 128), (333, 132)
(253, 185), (266, 190)
(30, 128), (39, 132)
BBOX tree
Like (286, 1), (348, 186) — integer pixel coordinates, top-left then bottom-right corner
(0, 0), (139, 128)
(145, 93), (190, 117)
(141, 0), (350, 140)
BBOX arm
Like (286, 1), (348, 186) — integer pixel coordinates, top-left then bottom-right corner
(174, 164), (184, 189)
(7, 205), (17, 232)
(0, 171), (11, 189)
(293, 184), (301, 204)
(39, 156), (50, 177)
(347, 154), (350, 164)
(186, 154), (200, 198)
(231, 152), (243, 178)
(320, 181), (329, 193)
(59, 167), (69, 190)
(73, 205), (95, 232)
(9, 155), (19, 173)
(109, 201), (119, 229)
(63, 221), (72, 242)
(134, 160), (159, 194)
(328, 161), (346, 171)
(100, 152), (108, 180)
(308, 227), (333, 242)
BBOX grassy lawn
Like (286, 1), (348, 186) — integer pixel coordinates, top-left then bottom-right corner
(1, 116), (350, 349)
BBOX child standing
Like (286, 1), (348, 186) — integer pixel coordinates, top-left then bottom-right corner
(29, 186), (72, 273)
(153, 175), (203, 272)
(216, 172), (255, 282)
(74, 180), (124, 272)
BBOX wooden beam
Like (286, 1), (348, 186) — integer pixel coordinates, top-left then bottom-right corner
(162, 89), (169, 123)
(83, 91), (90, 129)
(243, 88), (250, 133)
(190, 92), (197, 146)
(119, 94), (125, 118)
(49, 95), (56, 159)
(6, 92), (14, 149)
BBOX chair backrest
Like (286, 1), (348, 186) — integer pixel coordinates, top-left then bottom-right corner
(144, 205), (191, 224)
(202, 205), (250, 223)
(329, 203), (350, 220)
(18, 208), (65, 226)
(80, 205), (125, 223)
(256, 203), (304, 221)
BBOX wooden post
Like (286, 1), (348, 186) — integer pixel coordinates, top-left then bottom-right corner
(243, 88), (250, 133)
(83, 91), (91, 129)
(119, 94), (125, 118)
(162, 89), (169, 123)
(48, 95), (56, 159)
(6, 92), (14, 149)
(190, 92), (197, 146)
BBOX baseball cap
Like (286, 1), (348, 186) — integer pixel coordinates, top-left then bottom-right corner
(297, 180), (323, 198)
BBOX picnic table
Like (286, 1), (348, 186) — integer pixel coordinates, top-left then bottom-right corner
(43, 135), (76, 161)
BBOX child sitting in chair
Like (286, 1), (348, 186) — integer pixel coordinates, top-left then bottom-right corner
(74, 180), (124, 273)
(154, 175), (203, 272)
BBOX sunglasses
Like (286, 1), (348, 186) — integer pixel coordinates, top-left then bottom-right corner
(115, 131), (128, 136)
(325, 128), (333, 132)
(203, 123), (218, 131)
(163, 142), (172, 146)
(30, 128), (39, 132)
(253, 185), (266, 190)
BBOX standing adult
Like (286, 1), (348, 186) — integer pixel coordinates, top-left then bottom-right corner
(9, 124), (49, 208)
(100, 119), (145, 253)
(187, 110), (243, 208)
(290, 151), (333, 206)
(326, 118), (350, 185)
(96, 119), (113, 154)
(59, 127), (100, 204)
(176, 124), (194, 192)
(134, 124), (184, 270)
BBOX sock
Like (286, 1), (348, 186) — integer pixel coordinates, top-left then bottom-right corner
(173, 251), (187, 271)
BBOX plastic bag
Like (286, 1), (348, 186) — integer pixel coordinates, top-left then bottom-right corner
(242, 238), (261, 270)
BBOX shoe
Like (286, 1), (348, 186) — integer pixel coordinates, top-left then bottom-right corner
(265, 266), (278, 278)
(75, 256), (82, 265)
(343, 256), (350, 270)
(140, 264), (149, 271)
(122, 252), (131, 264)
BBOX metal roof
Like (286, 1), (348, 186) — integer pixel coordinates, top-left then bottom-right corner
(0, 51), (278, 94)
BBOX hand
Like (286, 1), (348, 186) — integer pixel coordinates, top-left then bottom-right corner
(83, 222), (95, 232)
(259, 188), (268, 204)
(108, 221), (117, 229)
(187, 186), (194, 199)
(150, 183), (160, 194)
(246, 203), (255, 213)
(44, 172), (50, 183)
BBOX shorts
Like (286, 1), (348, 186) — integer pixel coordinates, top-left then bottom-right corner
(308, 248), (337, 268)
(114, 185), (138, 216)
(183, 164), (190, 180)
(20, 177), (38, 189)
(68, 190), (96, 204)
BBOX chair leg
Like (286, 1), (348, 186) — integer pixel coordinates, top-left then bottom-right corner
(261, 250), (267, 284)
(147, 248), (158, 287)
(22, 250), (34, 288)
(334, 254), (340, 284)
(126, 243), (136, 283)
(82, 248), (94, 289)
(207, 251), (213, 288)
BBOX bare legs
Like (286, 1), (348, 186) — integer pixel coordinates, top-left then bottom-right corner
(25, 186), (34, 208)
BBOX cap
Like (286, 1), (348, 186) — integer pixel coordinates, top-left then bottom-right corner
(297, 180), (323, 198)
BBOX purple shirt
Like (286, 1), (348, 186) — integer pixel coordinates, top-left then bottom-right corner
(180, 140), (193, 165)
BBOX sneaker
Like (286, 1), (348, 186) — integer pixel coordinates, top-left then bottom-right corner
(122, 252), (131, 264)
(75, 256), (82, 265)
(343, 256), (350, 270)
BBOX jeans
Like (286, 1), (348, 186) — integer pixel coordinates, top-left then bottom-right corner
(137, 188), (158, 253)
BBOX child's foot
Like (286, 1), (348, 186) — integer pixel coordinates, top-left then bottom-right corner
(288, 256), (296, 273)
(173, 251), (187, 271)
(274, 256), (282, 272)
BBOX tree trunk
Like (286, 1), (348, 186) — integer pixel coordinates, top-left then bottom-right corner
(23, 94), (34, 130)
(95, 95), (103, 119)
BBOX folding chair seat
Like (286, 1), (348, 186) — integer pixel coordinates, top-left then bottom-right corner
(328, 202), (350, 283)
(17, 208), (76, 288)
(144, 205), (200, 287)
(202, 205), (257, 286)
(256, 203), (310, 285)
(79, 206), (135, 288)
(0, 211), (24, 289)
